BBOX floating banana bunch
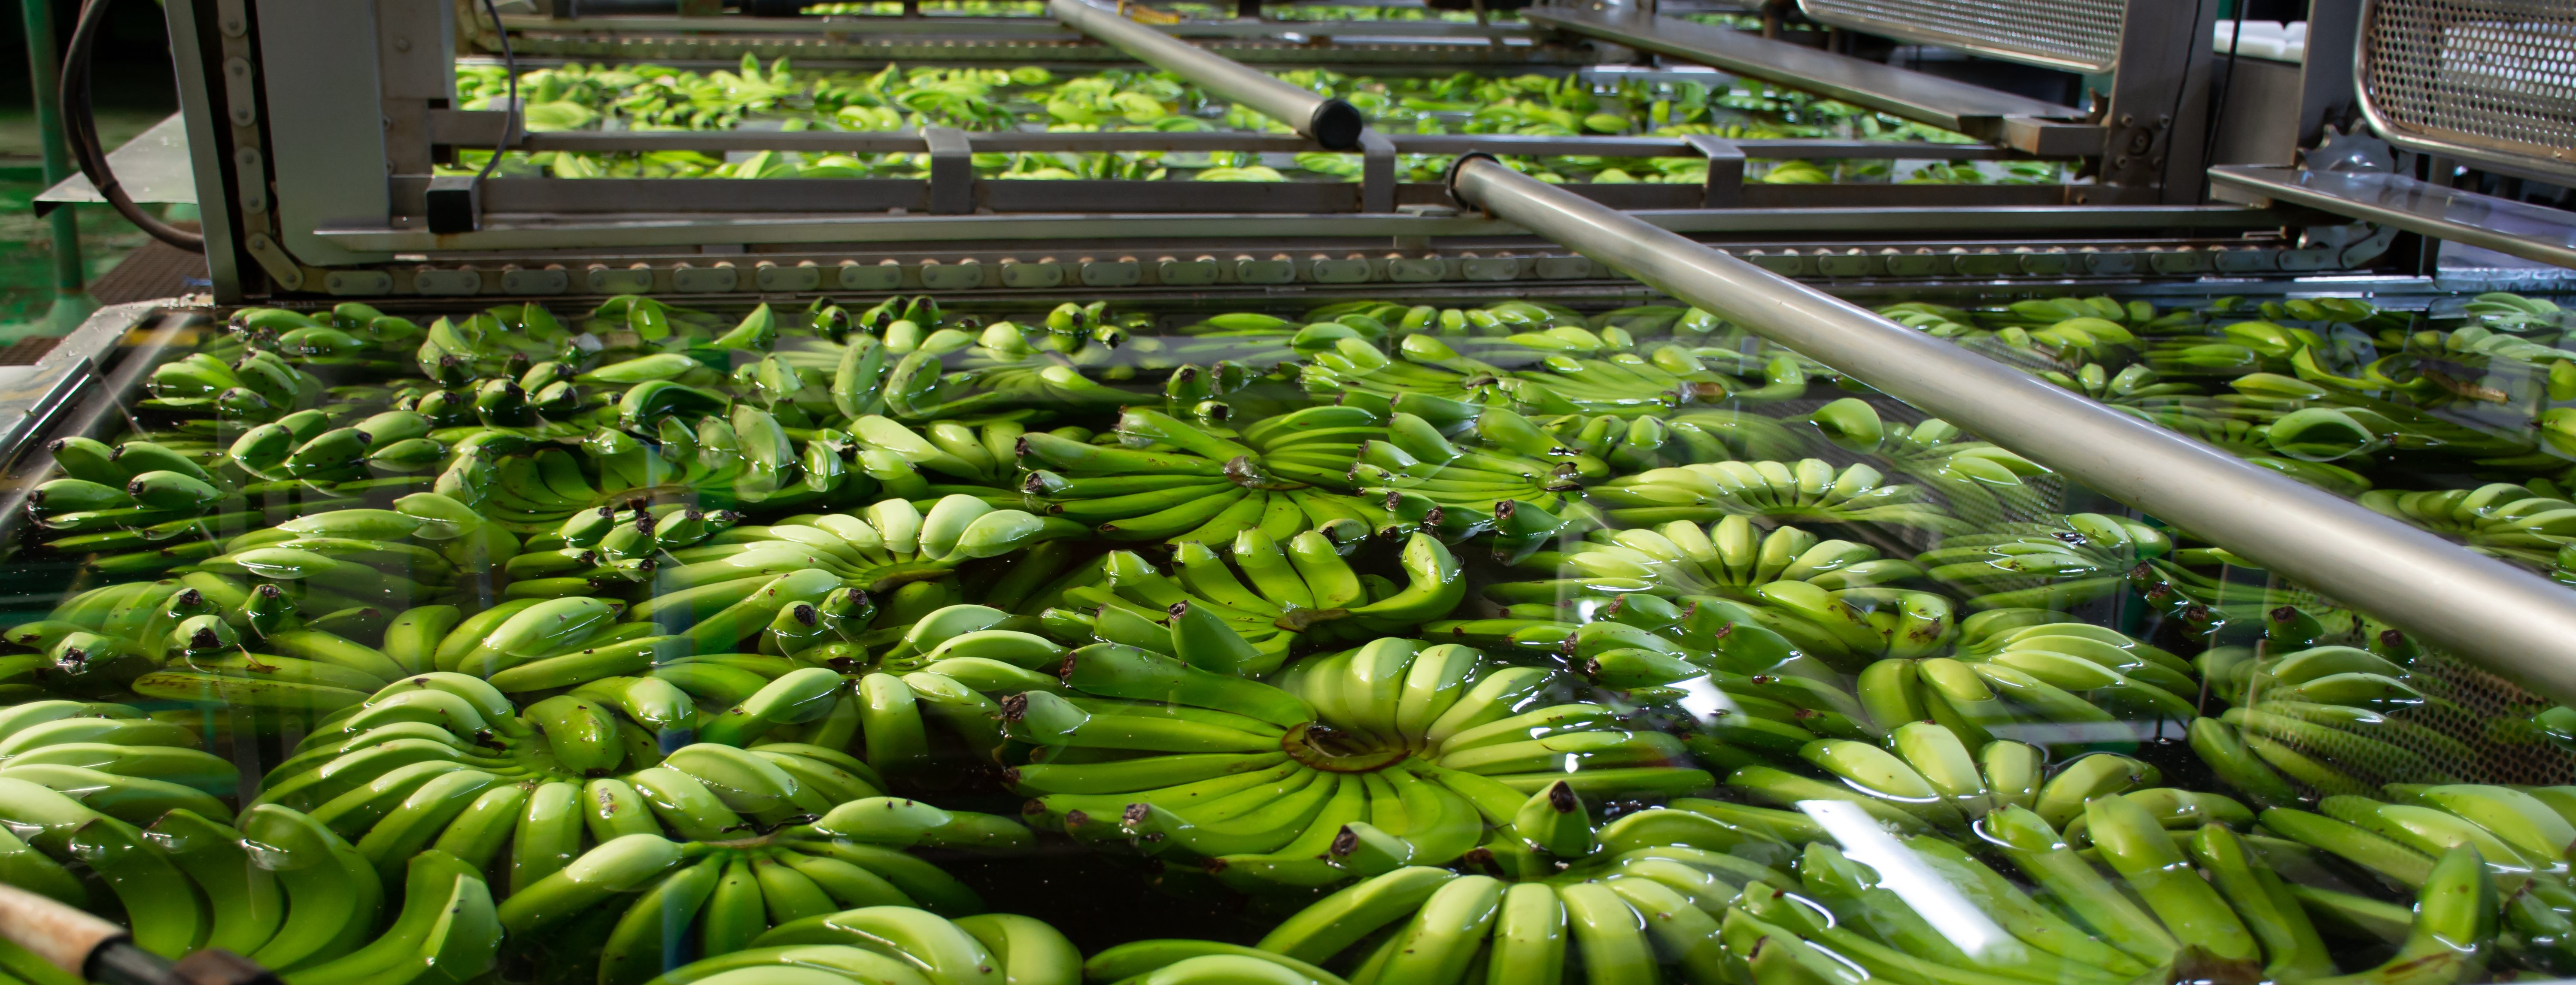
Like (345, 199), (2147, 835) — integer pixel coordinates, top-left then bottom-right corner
(2255, 800), (2532, 971)
(1015, 406), (1431, 543)
(1535, 409), (1807, 473)
(1588, 459), (1961, 533)
(1046, 532), (1467, 675)
(1448, 578), (1957, 678)
(0, 700), (238, 823)
(620, 906), (1077, 985)
(1006, 637), (1709, 890)
(517, 799), (1032, 985)
(607, 495), (1082, 629)
(1349, 409), (1611, 536)
(1245, 812), (1793, 985)
(0, 779), (243, 959)
(5, 565), (457, 704)
(232, 669), (1010, 880)
(2360, 481), (2576, 569)
(1487, 516), (1920, 606)
(1738, 797), (2345, 985)
(145, 346), (333, 423)
(1805, 398), (2050, 522)
(1915, 512), (2182, 610)
(432, 408), (861, 529)
(272, 844), (500, 985)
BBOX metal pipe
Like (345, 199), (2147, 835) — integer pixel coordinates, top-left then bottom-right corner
(1446, 152), (2576, 706)
(21, 0), (92, 332)
(1046, 0), (1363, 150)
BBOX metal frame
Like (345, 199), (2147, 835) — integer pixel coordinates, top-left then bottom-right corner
(1519, 1), (2103, 155)
(1045, 0), (1365, 148)
(167, 0), (2346, 302)
(2353, 0), (2576, 186)
(2210, 164), (2576, 270)
(1798, 0), (2122, 73)
(1446, 152), (2576, 706)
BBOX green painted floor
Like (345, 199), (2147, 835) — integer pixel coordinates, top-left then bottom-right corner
(0, 106), (180, 342)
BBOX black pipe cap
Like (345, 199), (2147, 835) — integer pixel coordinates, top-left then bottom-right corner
(1444, 151), (1501, 210)
(1309, 99), (1365, 151)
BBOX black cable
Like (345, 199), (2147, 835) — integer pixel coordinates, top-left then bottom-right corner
(61, 0), (203, 252)
(2197, 0), (2250, 198)
(477, 0), (519, 181)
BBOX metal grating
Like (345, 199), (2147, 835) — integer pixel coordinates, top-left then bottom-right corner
(1795, 0), (2125, 74)
(2359, 0), (2576, 182)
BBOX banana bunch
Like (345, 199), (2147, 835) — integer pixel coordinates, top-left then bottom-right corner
(30, 434), (367, 573)
(844, 415), (1044, 495)
(1016, 406), (1428, 544)
(0, 777), (214, 958)
(155, 492), (518, 600)
(413, 303), (592, 385)
(1443, 578), (1956, 681)
(222, 405), (468, 483)
(1805, 399), (2049, 521)
(393, 595), (1027, 783)
(434, 406), (859, 529)
(2144, 318), (2329, 377)
(873, 320), (1146, 423)
(146, 347), (330, 422)
(1877, 300), (1982, 339)
(498, 799), (1030, 985)
(1737, 796), (2363, 985)
(1484, 516), (1921, 605)
(1725, 719), (2153, 833)
(1006, 637), (1710, 890)
(1084, 939), (1351, 985)
(0, 700), (239, 824)
(2038, 362), (2205, 403)
(2443, 291), (2567, 334)
(1529, 409), (1806, 475)
(239, 670), (981, 880)
(2257, 795), (2557, 971)
(1049, 532), (1467, 675)
(498, 501), (739, 599)
(612, 907), (1077, 985)
(276, 846), (500, 985)
(1586, 459), (1962, 533)
(2359, 481), (2576, 569)
(610, 494), (1082, 627)
(1350, 409), (1611, 535)
(8, 567), (432, 703)
(1914, 512), (2177, 609)
(2188, 638), (2470, 801)
(1296, 336), (1653, 418)
(1948, 606), (2199, 703)
(1238, 810), (1798, 985)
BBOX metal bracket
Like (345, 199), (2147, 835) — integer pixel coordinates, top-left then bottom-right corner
(1682, 134), (1745, 207)
(427, 109), (522, 149)
(924, 127), (974, 215)
(1359, 129), (1396, 213)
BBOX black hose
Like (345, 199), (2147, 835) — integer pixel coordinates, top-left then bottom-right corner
(60, 0), (204, 253)
(477, 0), (517, 182)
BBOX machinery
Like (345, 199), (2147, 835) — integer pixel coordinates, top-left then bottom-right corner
(5, 0), (2576, 978)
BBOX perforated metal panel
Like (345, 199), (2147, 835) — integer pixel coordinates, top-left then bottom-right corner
(2359, 0), (2576, 182)
(1794, 0), (2126, 74)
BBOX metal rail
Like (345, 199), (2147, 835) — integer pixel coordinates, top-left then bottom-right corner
(2210, 164), (2576, 271)
(1519, 3), (2099, 155)
(1445, 152), (2576, 706)
(1045, 0), (1365, 149)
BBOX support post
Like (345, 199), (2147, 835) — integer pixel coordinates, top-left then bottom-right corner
(21, 0), (96, 334)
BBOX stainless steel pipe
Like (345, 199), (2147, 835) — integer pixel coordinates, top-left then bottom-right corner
(1447, 153), (2576, 705)
(1047, 0), (1364, 150)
